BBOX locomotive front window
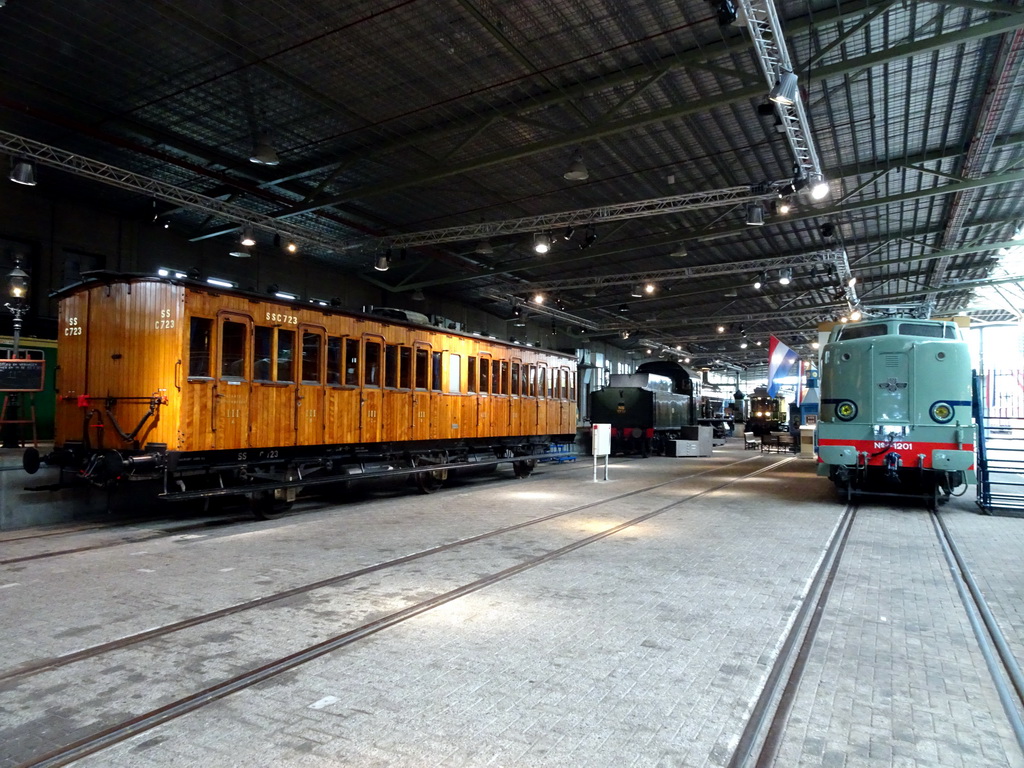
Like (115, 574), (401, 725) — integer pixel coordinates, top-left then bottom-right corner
(302, 332), (322, 384)
(364, 341), (381, 387)
(837, 324), (887, 340)
(188, 317), (213, 377)
(327, 337), (342, 385)
(431, 352), (442, 392)
(385, 344), (399, 388)
(254, 327), (273, 380)
(399, 347), (412, 389)
(220, 320), (247, 378)
(277, 329), (296, 382)
(898, 322), (948, 338)
(415, 348), (429, 389)
(467, 357), (477, 393)
(344, 338), (359, 386)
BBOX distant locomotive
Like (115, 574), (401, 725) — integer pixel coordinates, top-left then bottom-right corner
(588, 361), (696, 455)
(745, 386), (786, 435)
(816, 318), (976, 509)
(24, 273), (578, 516)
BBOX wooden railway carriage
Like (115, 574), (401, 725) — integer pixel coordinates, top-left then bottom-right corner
(26, 273), (578, 513)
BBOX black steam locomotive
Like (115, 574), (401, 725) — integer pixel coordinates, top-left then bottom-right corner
(589, 361), (697, 456)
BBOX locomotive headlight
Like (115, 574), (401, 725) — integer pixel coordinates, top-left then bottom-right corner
(835, 400), (858, 421)
(930, 401), (954, 424)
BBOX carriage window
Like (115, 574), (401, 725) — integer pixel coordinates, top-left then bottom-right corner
(546, 367), (554, 398)
(415, 348), (429, 389)
(327, 337), (342, 385)
(344, 338), (359, 386)
(519, 363), (529, 395)
(479, 357), (490, 393)
(302, 332), (322, 383)
(529, 365), (537, 397)
(467, 357), (477, 393)
(399, 346), (412, 389)
(385, 344), (399, 388)
(254, 326), (273, 380)
(510, 363), (520, 396)
(188, 317), (213, 377)
(569, 371), (576, 402)
(277, 329), (296, 382)
(364, 340), (381, 386)
(537, 367), (546, 399)
(220, 320), (247, 378)
(449, 354), (461, 393)
(561, 369), (569, 399)
(431, 352), (443, 392)
(492, 360), (502, 395)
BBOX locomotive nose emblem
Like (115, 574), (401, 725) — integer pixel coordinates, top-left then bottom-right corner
(878, 377), (908, 392)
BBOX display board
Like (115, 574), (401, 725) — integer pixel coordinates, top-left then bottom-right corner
(0, 359), (45, 391)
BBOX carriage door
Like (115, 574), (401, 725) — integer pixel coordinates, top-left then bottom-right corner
(361, 336), (384, 443)
(214, 313), (252, 450)
(297, 326), (326, 446)
(412, 342), (432, 440)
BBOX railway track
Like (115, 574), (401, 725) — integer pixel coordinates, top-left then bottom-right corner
(3, 453), (795, 767)
(727, 506), (1024, 767)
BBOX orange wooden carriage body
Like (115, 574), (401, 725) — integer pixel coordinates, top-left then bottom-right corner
(43, 274), (577, 499)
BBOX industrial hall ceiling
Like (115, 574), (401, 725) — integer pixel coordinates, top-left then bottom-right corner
(1, 0), (1023, 371)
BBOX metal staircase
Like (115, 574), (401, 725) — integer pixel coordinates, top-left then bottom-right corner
(975, 370), (1024, 515)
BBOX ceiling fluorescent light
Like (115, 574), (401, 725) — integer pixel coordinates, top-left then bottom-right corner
(563, 150), (589, 181)
(9, 159), (37, 186)
(249, 133), (280, 166)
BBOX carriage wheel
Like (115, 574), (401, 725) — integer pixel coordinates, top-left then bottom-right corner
(513, 458), (537, 478)
(249, 489), (294, 520)
(414, 456), (449, 494)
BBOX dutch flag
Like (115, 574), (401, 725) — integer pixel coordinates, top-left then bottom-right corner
(768, 335), (800, 397)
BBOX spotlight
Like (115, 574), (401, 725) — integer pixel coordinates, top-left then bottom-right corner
(769, 70), (798, 106)
(717, 325), (725, 333)
(533, 233), (551, 254)
(847, 276), (857, 288)
(839, 316), (849, 323)
(374, 253), (390, 271)
(712, 0), (737, 25)
(630, 284), (643, 298)
(850, 309), (862, 322)
(240, 226), (256, 247)
(9, 159), (37, 186)
(740, 341), (748, 349)
(671, 243), (688, 258)
(777, 198), (792, 214)
(579, 225), (598, 250)
(563, 150), (589, 181)
(644, 283), (655, 294)
(621, 330), (630, 339)
(809, 173), (830, 200)
(745, 204), (765, 226)
(562, 226), (575, 241)
(779, 267), (792, 286)
(532, 293), (544, 304)
(683, 357), (691, 363)
(286, 241), (297, 254)
(753, 273), (764, 290)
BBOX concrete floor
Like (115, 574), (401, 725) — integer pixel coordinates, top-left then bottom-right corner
(1, 444), (1022, 767)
